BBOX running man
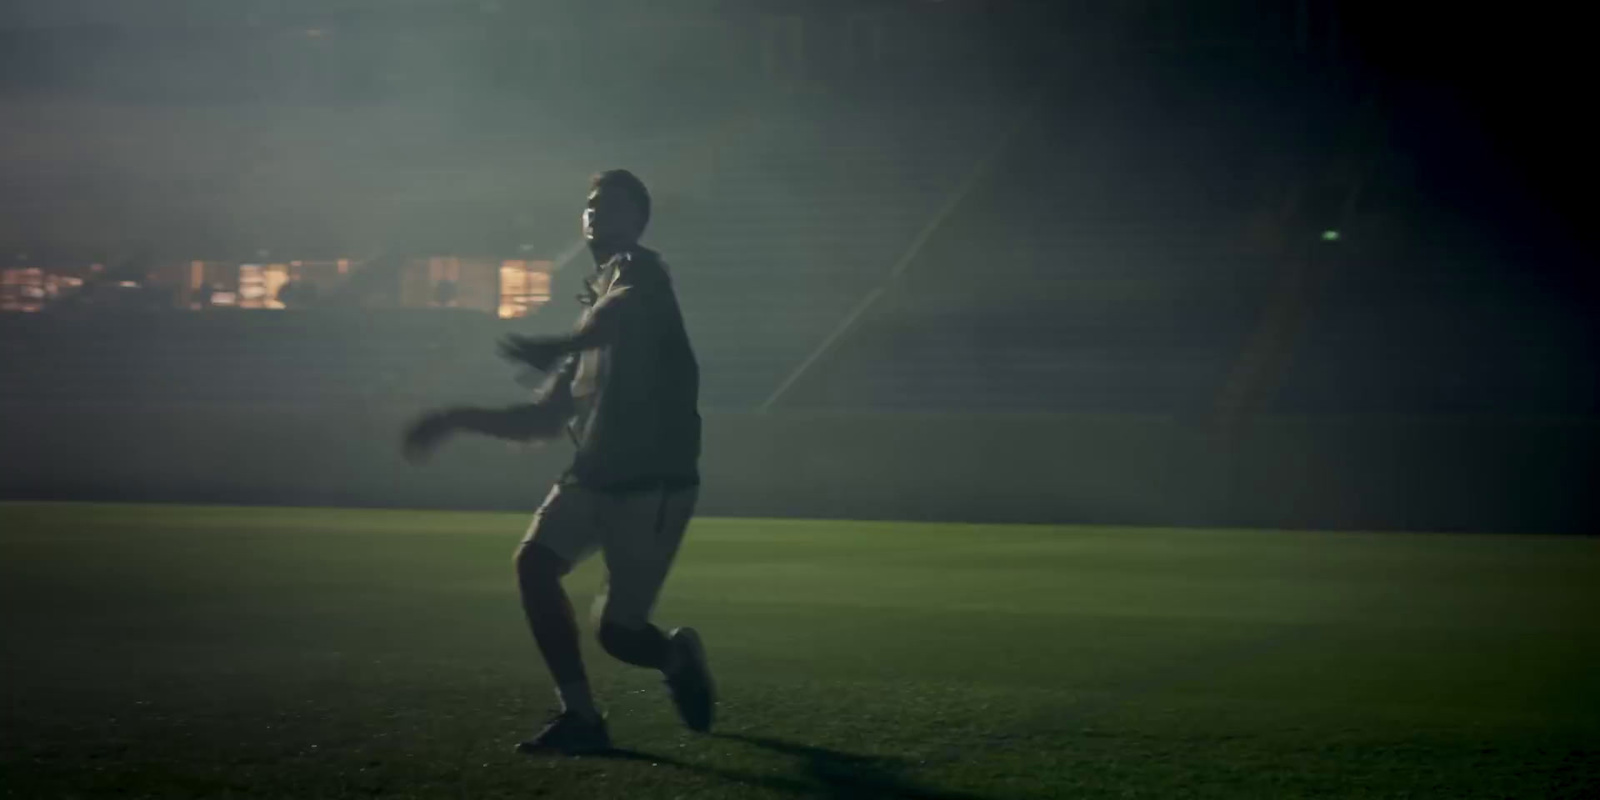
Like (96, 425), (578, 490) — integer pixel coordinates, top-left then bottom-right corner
(402, 169), (712, 754)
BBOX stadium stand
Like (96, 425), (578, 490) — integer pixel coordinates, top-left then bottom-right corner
(774, 50), (1338, 414)
(2, 49), (1592, 421)
(663, 89), (1016, 408)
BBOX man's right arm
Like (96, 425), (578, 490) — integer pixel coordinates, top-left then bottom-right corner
(498, 282), (638, 372)
(402, 357), (578, 460)
(455, 354), (578, 440)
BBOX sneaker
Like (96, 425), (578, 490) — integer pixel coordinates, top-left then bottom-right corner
(515, 710), (611, 755)
(664, 627), (715, 732)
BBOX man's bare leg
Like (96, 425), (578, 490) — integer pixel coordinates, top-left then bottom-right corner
(514, 542), (605, 745)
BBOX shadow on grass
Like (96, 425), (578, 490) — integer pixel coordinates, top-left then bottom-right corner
(598, 732), (989, 800)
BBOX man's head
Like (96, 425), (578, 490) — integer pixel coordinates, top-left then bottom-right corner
(582, 169), (651, 252)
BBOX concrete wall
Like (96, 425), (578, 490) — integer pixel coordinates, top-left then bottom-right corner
(3, 408), (1595, 534)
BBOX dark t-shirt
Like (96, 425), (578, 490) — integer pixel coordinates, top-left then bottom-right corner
(563, 247), (701, 492)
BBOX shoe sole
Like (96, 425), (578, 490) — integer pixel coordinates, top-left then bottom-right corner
(515, 737), (612, 756)
(515, 715), (612, 756)
(671, 626), (715, 732)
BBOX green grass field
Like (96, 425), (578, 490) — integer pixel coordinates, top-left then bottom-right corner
(2, 503), (1597, 799)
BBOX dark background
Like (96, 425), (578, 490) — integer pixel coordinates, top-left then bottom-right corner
(1, 0), (1594, 533)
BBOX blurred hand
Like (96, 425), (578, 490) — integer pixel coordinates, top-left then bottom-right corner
(498, 334), (564, 372)
(401, 409), (460, 463)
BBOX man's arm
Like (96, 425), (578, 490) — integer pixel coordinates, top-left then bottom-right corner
(401, 359), (577, 461)
(498, 285), (635, 371)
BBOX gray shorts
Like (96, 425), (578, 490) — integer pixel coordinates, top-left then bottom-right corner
(520, 482), (698, 628)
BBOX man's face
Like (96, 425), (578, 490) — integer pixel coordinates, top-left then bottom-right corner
(582, 186), (640, 247)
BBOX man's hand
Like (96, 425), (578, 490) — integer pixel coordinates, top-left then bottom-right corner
(498, 334), (566, 373)
(401, 409), (461, 463)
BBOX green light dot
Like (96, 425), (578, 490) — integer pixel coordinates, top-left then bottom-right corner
(1321, 230), (1341, 242)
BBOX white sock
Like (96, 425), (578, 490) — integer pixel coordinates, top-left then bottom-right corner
(557, 682), (599, 719)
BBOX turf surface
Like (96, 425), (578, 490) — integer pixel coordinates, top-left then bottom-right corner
(2, 502), (1597, 798)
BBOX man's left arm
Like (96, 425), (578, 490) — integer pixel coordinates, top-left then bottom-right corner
(497, 284), (637, 371)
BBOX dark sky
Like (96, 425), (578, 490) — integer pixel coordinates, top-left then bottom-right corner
(1334, 4), (1593, 269)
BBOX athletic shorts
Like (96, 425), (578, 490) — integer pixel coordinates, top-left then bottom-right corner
(520, 482), (698, 628)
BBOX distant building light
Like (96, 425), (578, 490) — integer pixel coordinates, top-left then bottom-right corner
(1321, 230), (1341, 242)
(116, 280), (140, 288)
(306, 28), (329, 38)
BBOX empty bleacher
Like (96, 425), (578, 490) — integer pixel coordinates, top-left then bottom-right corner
(1272, 227), (1599, 415)
(776, 51), (1335, 414)
(4, 49), (1591, 422)
(661, 89), (1019, 408)
(0, 310), (511, 411)
(0, 88), (1018, 414)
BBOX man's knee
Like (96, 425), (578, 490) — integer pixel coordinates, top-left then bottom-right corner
(514, 542), (569, 587)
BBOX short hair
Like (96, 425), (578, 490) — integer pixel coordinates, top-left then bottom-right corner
(591, 169), (651, 233)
